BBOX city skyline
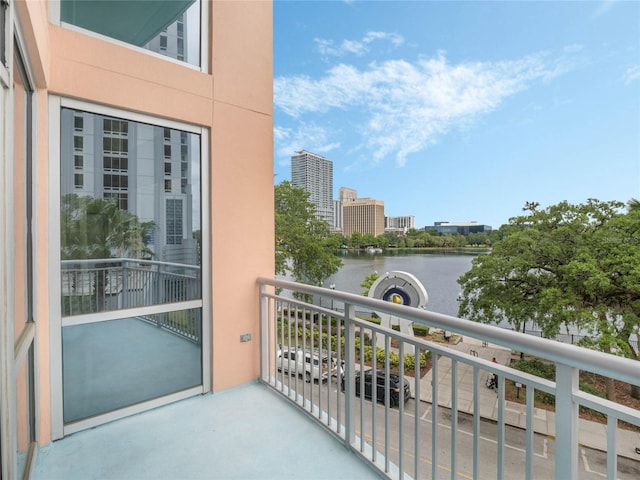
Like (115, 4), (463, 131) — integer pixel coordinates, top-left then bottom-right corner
(274, 1), (640, 228)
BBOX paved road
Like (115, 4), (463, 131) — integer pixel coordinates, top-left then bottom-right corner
(274, 371), (640, 479)
(292, 376), (640, 479)
(353, 398), (640, 480)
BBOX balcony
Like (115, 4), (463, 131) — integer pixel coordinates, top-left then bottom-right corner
(34, 276), (639, 479)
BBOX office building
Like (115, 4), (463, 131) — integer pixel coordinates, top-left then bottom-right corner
(342, 198), (385, 237)
(339, 187), (357, 203)
(385, 215), (415, 231)
(291, 150), (334, 227)
(426, 221), (493, 235)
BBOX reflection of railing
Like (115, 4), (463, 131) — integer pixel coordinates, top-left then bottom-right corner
(61, 258), (201, 342)
(61, 258), (201, 315)
(258, 277), (640, 480)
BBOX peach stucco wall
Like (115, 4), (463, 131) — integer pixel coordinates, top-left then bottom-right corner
(210, 0), (274, 390)
(13, 0), (273, 444)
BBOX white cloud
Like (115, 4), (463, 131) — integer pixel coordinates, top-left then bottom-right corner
(274, 124), (341, 165)
(591, 0), (617, 19)
(275, 51), (572, 167)
(314, 31), (404, 58)
(623, 65), (640, 85)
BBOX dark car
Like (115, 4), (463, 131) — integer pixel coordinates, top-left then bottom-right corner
(342, 369), (410, 407)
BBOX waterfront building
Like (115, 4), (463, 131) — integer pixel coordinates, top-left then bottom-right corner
(426, 221), (493, 235)
(385, 215), (415, 231)
(290, 150), (334, 228)
(1, 1), (272, 476)
(342, 198), (385, 237)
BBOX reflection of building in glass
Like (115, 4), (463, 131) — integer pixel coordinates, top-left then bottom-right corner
(145, 13), (187, 62)
(291, 150), (334, 228)
(60, 109), (197, 264)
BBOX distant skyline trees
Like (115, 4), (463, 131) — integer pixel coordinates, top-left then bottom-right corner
(335, 227), (498, 249)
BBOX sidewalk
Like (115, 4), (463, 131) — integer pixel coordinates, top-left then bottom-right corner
(413, 336), (640, 461)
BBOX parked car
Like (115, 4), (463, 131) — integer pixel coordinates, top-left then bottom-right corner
(342, 369), (411, 407)
(276, 348), (336, 382)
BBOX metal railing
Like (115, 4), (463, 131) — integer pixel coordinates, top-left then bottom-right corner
(258, 277), (640, 480)
(61, 258), (201, 342)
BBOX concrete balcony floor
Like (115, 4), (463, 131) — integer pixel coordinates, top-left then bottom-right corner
(33, 382), (378, 480)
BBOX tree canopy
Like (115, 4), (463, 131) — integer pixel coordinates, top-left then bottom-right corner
(457, 199), (640, 376)
(61, 194), (155, 260)
(275, 182), (342, 286)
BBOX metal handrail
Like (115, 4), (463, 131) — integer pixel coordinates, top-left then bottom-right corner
(258, 277), (639, 387)
(61, 257), (201, 271)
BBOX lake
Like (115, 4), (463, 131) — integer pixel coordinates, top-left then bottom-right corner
(322, 250), (479, 318)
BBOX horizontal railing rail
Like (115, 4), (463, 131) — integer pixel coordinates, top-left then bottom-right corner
(258, 277), (640, 480)
(61, 258), (201, 342)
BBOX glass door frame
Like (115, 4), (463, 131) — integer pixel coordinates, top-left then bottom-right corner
(48, 96), (211, 440)
(1, 5), (39, 478)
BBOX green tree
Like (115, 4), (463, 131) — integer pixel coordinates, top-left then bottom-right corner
(61, 194), (155, 310)
(360, 271), (380, 296)
(349, 231), (364, 248)
(275, 182), (342, 288)
(457, 199), (639, 400)
(61, 194), (155, 260)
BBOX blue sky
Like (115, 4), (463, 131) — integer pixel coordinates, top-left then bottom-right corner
(273, 0), (640, 229)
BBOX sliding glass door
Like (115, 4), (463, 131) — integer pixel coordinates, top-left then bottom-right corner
(51, 99), (209, 436)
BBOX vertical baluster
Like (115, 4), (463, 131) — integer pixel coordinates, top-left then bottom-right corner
(122, 261), (128, 309)
(384, 335), (390, 474)
(497, 375), (505, 480)
(371, 326), (377, 463)
(555, 364), (579, 480)
(432, 354), (439, 480)
(473, 366), (480, 479)
(525, 383), (534, 480)
(450, 358), (458, 479)
(414, 347), (421, 480)
(343, 303), (355, 449)
(398, 341), (405, 478)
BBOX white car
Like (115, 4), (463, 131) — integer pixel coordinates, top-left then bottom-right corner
(276, 348), (337, 382)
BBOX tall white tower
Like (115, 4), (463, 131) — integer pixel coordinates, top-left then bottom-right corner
(291, 150), (334, 228)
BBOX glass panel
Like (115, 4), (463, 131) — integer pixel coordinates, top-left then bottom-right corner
(60, 0), (201, 67)
(15, 350), (35, 479)
(12, 48), (31, 340)
(62, 310), (202, 423)
(0, 0), (6, 67)
(60, 108), (202, 315)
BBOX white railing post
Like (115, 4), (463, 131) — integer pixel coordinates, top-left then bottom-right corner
(260, 284), (268, 382)
(555, 363), (579, 480)
(122, 260), (129, 309)
(343, 302), (355, 448)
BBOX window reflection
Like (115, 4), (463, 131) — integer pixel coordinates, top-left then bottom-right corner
(60, 108), (201, 315)
(60, 0), (201, 67)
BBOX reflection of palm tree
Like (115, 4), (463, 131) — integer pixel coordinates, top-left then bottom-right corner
(61, 194), (155, 310)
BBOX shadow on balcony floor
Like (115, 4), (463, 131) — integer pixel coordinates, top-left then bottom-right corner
(34, 382), (378, 480)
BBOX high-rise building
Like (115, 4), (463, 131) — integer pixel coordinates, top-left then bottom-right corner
(291, 150), (334, 228)
(342, 198), (385, 237)
(339, 187), (357, 203)
(385, 215), (415, 231)
(145, 13), (188, 62)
